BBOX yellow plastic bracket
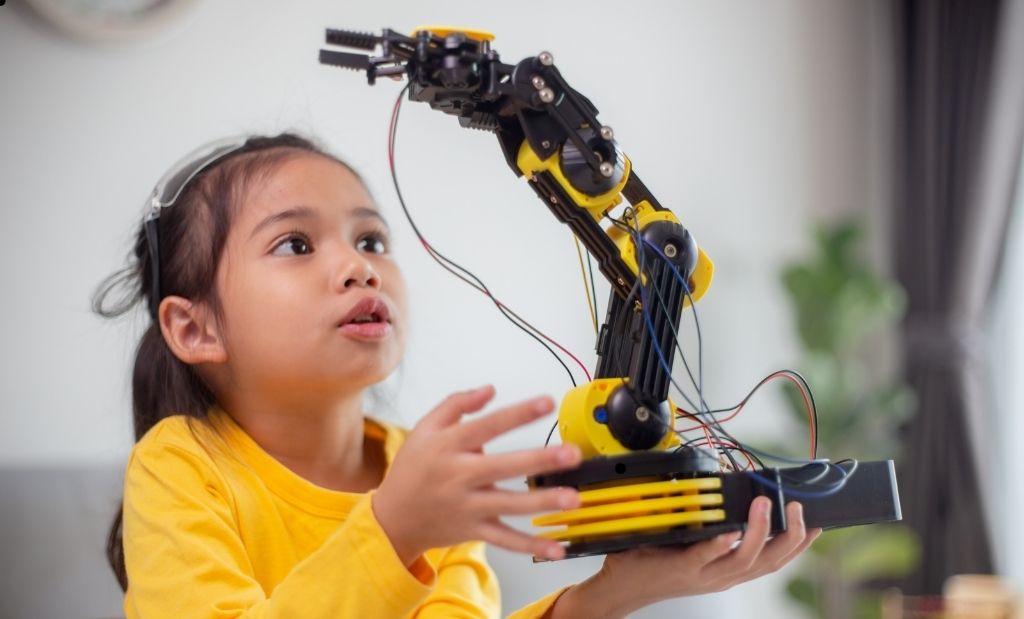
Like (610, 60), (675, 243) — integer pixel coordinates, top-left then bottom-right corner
(516, 139), (629, 221)
(606, 200), (715, 304)
(558, 379), (681, 458)
(411, 26), (496, 42)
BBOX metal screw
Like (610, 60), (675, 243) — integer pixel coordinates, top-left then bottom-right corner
(550, 196), (558, 204)
(531, 75), (546, 90)
(617, 277), (626, 286)
(599, 125), (614, 140)
(664, 243), (678, 258)
(635, 407), (651, 422)
(541, 140), (552, 149)
(538, 51), (554, 66)
(599, 162), (614, 178)
(538, 88), (555, 103)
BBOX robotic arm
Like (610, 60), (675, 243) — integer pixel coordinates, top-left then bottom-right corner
(320, 27), (902, 560)
(321, 26), (711, 458)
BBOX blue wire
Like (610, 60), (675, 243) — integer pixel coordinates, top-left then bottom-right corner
(746, 472), (845, 499)
(632, 227), (845, 494)
(639, 284), (701, 412)
(627, 220), (743, 468)
(745, 459), (857, 499)
(639, 237), (711, 411)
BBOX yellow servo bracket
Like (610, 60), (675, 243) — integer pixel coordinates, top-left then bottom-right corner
(411, 26), (496, 42)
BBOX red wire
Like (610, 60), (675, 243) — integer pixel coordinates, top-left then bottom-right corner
(704, 438), (756, 471)
(675, 370), (816, 458)
(675, 408), (716, 461)
(701, 423), (713, 454)
(387, 90), (593, 383)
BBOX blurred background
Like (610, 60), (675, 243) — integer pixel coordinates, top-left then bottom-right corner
(0, 0), (1021, 617)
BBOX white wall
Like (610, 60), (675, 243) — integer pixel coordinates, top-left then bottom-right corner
(0, 0), (885, 616)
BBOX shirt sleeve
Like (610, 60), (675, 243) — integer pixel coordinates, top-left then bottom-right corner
(411, 542), (500, 618)
(506, 587), (573, 619)
(410, 542), (570, 619)
(123, 438), (435, 619)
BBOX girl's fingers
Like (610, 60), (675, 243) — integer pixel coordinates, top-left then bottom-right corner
(420, 385), (496, 430)
(477, 519), (566, 561)
(747, 501), (808, 574)
(466, 444), (582, 484)
(454, 396), (556, 448)
(768, 527), (819, 576)
(470, 487), (580, 516)
(689, 530), (743, 566)
(772, 505), (821, 567)
(703, 496), (773, 579)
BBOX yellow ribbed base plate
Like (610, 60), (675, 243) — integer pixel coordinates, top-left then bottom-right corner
(534, 492), (723, 526)
(533, 477), (727, 542)
(573, 477), (722, 505)
(538, 509), (727, 541)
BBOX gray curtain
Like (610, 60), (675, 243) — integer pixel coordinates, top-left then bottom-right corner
(893, 0), (1024, 595)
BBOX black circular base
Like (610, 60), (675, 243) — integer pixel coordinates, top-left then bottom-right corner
(527, 447), (719, 490)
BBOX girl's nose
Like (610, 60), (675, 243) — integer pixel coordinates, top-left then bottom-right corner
(335, 253), (381, 290)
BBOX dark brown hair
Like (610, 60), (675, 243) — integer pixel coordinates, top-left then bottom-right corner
(93, 133), (354, 591)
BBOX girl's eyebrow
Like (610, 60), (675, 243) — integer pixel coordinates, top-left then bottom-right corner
(249, 205), (388, 240)
(351, 206), (390, 230)
(249, 206), (318, 240)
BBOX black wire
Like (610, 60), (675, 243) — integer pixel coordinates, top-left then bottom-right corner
(600, 215), (643, 381)
(544, 416), (559, 447)
(632, 221), (825, 468)
(683, 369), (819, 461)
(387, 85), (824, 468)
(678, 369), (813, 417)
(607, 213), (748, 469)
(586, 250), (599, 324)
(387, 85), (580, 398)
(603, 214), (704, 407)
(607, 215), (823, 469)
(675, 369), (817, 467)
(748, 458), (857, 498)
(642, 253), (709, 411)
(778, 461), (831, 486)
(681, 435), (767, 470)
(670, 278), (820, 466)
(614, 209), (731, 467)
(624, 213), (743, 469)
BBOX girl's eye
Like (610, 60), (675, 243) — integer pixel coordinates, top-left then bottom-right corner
(357, 233), (389, 255)
(271, 235), (313, 256)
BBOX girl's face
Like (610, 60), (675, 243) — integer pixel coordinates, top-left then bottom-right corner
(212, 153), (407, 398)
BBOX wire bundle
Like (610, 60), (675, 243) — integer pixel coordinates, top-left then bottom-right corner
(387, 85), (591, 389)
(612, 213), (854, 497)
(386, 85), (855, 500)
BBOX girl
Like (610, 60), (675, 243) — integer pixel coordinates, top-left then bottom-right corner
(95, 133), (819, 618)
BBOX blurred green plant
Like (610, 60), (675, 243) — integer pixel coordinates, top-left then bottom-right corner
(778, 218), (920, 619)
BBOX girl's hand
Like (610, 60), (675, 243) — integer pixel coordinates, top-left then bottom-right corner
(551, 497), (822, 618)
(373, 385), (583, 565)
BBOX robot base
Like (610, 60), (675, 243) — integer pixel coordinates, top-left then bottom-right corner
(527, 450), (901, 561)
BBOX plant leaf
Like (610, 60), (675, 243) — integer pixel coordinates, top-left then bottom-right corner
(838, 525), (921, 582)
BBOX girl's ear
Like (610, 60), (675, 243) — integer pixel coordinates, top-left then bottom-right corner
(158, 296), (228, 366)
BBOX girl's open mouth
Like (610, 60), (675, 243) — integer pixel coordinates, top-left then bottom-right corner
(337, 297), (392, 339)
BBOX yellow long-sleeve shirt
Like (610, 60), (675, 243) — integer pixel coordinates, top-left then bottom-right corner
(122, 411), (566, 618)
